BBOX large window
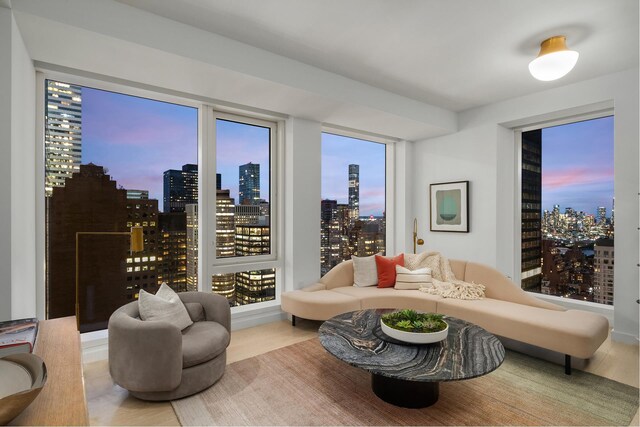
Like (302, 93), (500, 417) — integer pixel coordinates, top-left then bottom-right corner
(320, 132), (386, 276)
(520, 116), (614, 305)
(211, 114), (277, 307)
(43, 77), (283, 330)
(45, 80), (198, 332)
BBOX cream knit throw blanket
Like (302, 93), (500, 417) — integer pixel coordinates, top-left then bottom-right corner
(411, 252), (486, 300)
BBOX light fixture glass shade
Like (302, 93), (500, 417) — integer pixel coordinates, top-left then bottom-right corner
(529, 36), (579, 81)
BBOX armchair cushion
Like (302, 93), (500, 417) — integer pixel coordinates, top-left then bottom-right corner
(182, 321), (230, 368)
(184, 303), (205, 322)
(139, 283), (193, 330)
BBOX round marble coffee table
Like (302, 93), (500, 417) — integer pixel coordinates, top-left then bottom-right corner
(318, 309), (505, 408)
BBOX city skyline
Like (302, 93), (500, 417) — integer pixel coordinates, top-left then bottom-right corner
(84, 85), (387, 215)
(322, 133), (386, 217)
(541, 116), (614, 216)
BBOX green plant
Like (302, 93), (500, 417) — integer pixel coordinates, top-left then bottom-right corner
(381, 310), (447, 333)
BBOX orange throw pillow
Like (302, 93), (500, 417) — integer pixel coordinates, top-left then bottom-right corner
(375, 254), (405, 288)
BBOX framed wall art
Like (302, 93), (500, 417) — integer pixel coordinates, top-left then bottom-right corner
(430, 181), (469, 232)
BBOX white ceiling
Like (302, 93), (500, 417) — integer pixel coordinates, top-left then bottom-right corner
(116, 0), (638, 112)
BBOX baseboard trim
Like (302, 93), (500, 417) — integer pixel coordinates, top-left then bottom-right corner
(611, 329), (640, 345)
(80, 305), (287, 363)
(231, 305), (287, 331)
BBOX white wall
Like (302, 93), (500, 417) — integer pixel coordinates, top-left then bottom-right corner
(11, 0), (457, 141)
(413, 69), (639, 343)
(284, 118), (321, 290)
(10, 11), (37, 319)
(0, 6), (37, 322)
(0, 7), (13, 320)
(412, 124), (499, 266)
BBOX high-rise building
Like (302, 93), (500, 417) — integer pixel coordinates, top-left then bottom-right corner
(235, 205), (262, 225)
(126, 189), (149, 200)
(48, 164), (159, 332)
(216, 173), (222, 191)
(593, 238), (614, 305)
(157, 212), (187, 293)
(239, 162), (260, 205)
(320, 199), (339, 275)
(163, 164), (198, 212)
(348, 164), (360, 220)
(597, 206), (606, 224)
(234, 223), (274, 305)
(211, 189), (236, 304)
(185, 204), (198, 292)
(235, 269), (276, 306)
(45, 80), (82, 196)
(520, 129), (542, 292)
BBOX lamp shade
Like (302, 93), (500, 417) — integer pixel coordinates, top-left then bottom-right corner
(529, 36), (579, 81)
(130, 226), (144, 253)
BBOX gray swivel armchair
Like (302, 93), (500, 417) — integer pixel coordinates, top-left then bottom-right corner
(108, 292), (231, 401)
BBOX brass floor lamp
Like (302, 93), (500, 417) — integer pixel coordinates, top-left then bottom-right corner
(75, 226), (144, 330)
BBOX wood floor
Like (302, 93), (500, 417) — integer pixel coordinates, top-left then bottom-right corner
(83, 318), (639, 426)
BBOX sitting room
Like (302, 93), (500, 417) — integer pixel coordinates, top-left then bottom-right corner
(0, 0), (638, 425)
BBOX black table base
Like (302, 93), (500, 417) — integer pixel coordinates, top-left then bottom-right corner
(371, 374), (439, 408)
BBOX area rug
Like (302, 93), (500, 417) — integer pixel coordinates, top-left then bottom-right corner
(171, 338), (638, 426)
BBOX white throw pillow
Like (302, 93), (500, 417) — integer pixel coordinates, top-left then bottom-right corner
(352, 254), (379, 287)
(138, 283), (193, 330)
(394, 265), (433, 290)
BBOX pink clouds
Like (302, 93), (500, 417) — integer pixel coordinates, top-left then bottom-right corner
(542, 167), (613, 190)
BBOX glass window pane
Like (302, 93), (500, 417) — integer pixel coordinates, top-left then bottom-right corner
(211, 268), (276, 307)
(521, 116), (614, 305)
(45, 80), (198, 332)
(215, 119), (271, 259)
(320, 133), (386, 276)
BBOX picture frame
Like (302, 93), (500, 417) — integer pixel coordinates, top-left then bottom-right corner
(430, 181), (469, 232)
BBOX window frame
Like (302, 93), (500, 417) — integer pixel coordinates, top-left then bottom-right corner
(206, 109), (284, 313)
(320, 127), (396, 261)
(36, 69), (286, 320)
(513, 109), (615, 313)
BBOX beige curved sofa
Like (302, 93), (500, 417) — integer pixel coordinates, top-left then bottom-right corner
(281, 259), (609, 374)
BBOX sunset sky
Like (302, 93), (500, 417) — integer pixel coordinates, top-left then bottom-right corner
(541, 116), (614, 216)
(82, 86), (386, 216)
(81, 84), (610, 218)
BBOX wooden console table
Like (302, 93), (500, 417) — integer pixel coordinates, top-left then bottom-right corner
(10, 316), (89, 426)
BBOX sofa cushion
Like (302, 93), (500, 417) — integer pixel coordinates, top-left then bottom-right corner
(375, 254), (404, 288)
(181, 321), (230, 368)
(352, 254), (379, 287)
(332, 287), (441, 313)
(437, 297), (609, 359)
(395, 266), (432, 290)
(281, 290), (361, 320)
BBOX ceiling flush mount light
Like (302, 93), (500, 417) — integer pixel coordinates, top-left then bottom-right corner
(529, 35), (579, 81)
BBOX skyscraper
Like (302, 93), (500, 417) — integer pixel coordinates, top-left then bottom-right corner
(45, 80), (83, 196)
(348, 164), (360, 220)
(157, 212), (188, 292)
(234, 223), (274, 305)
(239, 162), (260, 205)
(211, 189), (236, 304)
(163, 164), (198, 212)
(48, 164), (159, 332)
(593, 238), (614, 305)
(126, 189), (149, 200)
(520, 129), (542, 292)
(597, 206), (606, 224)
(185, 204), (198, 292)
(216, 173), (222, 191)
